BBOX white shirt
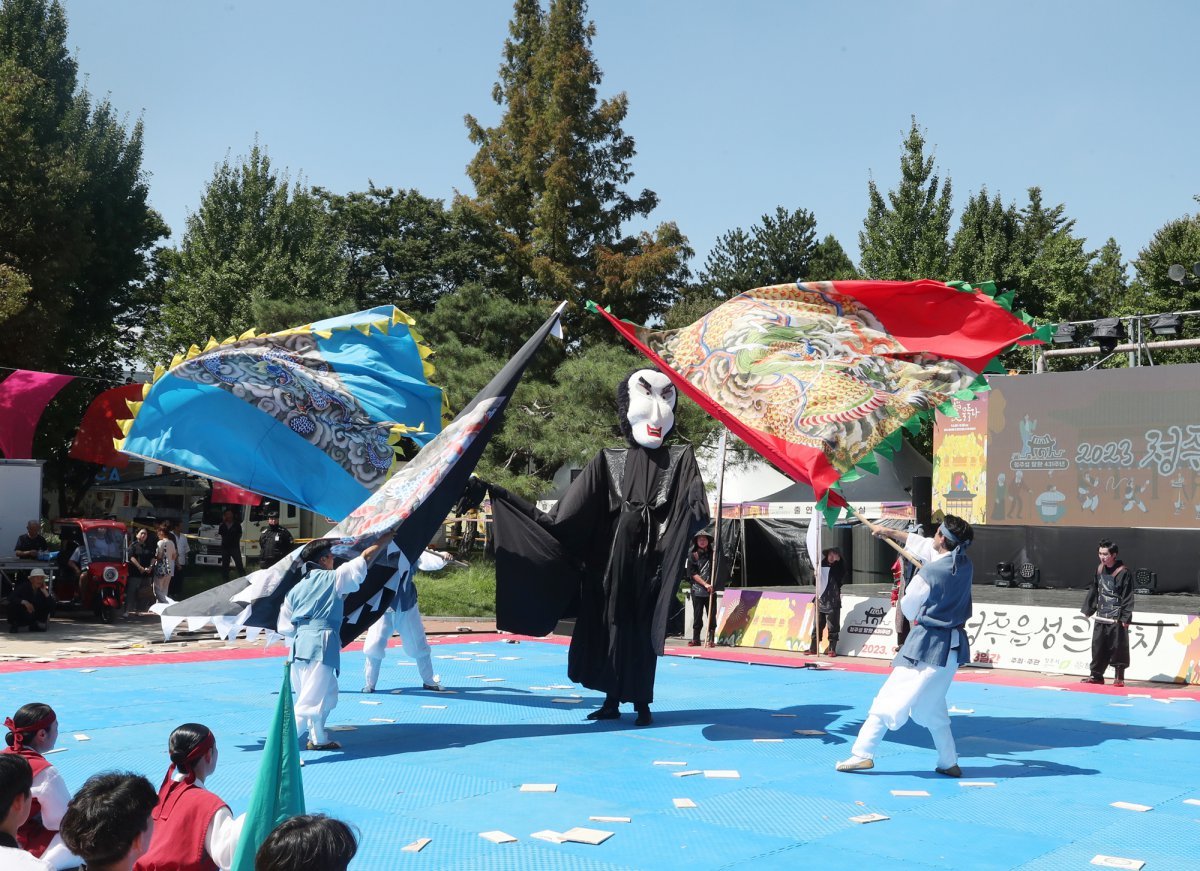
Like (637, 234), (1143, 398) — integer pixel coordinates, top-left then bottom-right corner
(174, 531), (189, 565)
(0, 845), (53, 870)
(277, 556), (368, 636)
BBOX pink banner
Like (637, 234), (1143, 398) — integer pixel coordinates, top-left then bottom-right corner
(0, 369), (75, 459)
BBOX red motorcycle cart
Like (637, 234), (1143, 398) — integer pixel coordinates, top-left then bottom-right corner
(54, 519), (129, 623)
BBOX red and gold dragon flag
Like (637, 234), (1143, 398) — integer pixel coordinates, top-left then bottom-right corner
(592, 279), (1049, 520)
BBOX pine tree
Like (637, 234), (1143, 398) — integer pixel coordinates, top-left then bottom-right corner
(464, 0), (688, 337)
(859, 118), (952, 280)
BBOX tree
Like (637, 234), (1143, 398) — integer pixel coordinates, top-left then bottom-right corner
(948, 188), (1022, 286)
(1008, 187), (1092, 323)
(149, 146), (348, 361)
(0, 0), (166, 374)
(696, 207), (822, 297)
(464, 0), (689, 336)
(319, 184), (499, 315)
(859, 118), (953, 280)
(0, 0), (166, 514)
(1128, 203), (1200, 365)
(808, 235), (858, 282)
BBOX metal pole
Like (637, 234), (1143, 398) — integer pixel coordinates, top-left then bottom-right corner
(705, 427), (729, 647)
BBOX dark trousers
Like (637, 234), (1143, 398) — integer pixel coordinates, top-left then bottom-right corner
(168, 566), (185, 599)
(691, 595), (711, 642)
(1090, 621), (1129, 678)
(7, 596), (51, 629)
(220, 549), (244, 580)
(812, 605), (841, 651)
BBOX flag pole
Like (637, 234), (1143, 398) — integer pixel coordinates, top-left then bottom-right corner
(842, 503), (923, 567)
(705, 427), (729, 647)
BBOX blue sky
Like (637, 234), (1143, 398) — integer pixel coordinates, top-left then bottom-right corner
(61, 0), (1199, 276)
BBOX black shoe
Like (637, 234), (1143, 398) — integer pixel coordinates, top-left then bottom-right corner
(29, 623), (46, 632)
(1080, 676), (1104, 685)
(8, 625), (18, 633)
(586, 705), (620, 721)
(634, 704), (652, 727)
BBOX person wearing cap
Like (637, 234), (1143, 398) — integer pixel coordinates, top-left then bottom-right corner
(258, 512), (294, 567)
(135, 723), (244, 870)
(7, 570), (51, 633)
(685, 530), (714, 646)
(278, 531), (396, 750)
(837, 514), (975, 777)
(2, 704), (79, 867)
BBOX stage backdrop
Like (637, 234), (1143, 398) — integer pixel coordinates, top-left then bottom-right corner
(942, 364), (1200, 529)
(718, 590), (1200, 685)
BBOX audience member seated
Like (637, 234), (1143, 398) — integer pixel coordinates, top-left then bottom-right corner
(58, 772), (157, 871)
(255, 814), (358, 871)
(0, 754), (52, 870)
(8, 570), (51, 633)
(14, 521), (49, 559)
(134, 723), (244, 870)
(1, 704), (77, 867)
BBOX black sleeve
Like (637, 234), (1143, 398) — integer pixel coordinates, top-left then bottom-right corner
(1118, 568), (1134, 623)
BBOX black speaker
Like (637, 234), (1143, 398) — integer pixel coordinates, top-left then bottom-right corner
(911, 476), (932, 531)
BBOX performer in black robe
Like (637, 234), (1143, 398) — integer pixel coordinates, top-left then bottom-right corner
(483, 368), (709, 725)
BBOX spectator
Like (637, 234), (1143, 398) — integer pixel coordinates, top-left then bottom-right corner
(217, 510), (244, 581)
(1, 704), (76, 866)
(14, 521), (49, 559)
(59, 772), (156, 871)
(151, 525), (176, 605)
(126, 529), (155, 617)
(254, 815), (357, 871)
(135, 723), (244, 870)
(685, 531), (714, 647)
(809, 547), (846, 657)
(0, 754), (52, 870)
(7, 569), (51, 633)
(169, 519), (189, 600)
(258, 512), (294, 567)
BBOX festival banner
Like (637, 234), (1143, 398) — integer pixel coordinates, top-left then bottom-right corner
(717, 589), (815, 651)
(984, 365), (1200, 528)
(932, 394), (989, 524)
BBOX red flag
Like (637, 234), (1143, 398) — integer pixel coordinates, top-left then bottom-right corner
(592, 280), (1047, 515)
(70, 382), (145, 468)
(0, 370), (75, 459)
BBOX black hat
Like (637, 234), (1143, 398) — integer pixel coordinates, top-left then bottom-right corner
(267, 511), (279, 519)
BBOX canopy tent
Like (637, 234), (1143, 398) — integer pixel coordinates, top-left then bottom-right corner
(727, 441), (931, 587)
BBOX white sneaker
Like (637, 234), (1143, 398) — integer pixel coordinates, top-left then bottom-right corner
(362, 685), (375, 693)
(835, 756), (874, 772)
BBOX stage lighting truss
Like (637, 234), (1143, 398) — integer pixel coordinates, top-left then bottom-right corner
(1051, 323), (1078, 345)
(1090, 318), (1126, 354)
(1148, 314), (1182, 337)
(995, 562), (1015, 588)
(1017, 562), (1040, 589)
(1133, 568), (1157, 596)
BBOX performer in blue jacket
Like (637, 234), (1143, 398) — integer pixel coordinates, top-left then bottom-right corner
(837, 514), (974, 777)
(278, 531), (394, 750)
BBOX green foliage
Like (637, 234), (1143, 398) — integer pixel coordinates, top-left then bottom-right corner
(696, 206), (827, 297)
(808, 234), (859, 281)
(1128, 204), (1200, 365)
(147, 145), (348, 362)
(859, 118), (953, 280)
(414, 560), (497, 618)
(320, 184), (499, 314)
(464, 0), (689, 338)
(948, 188), (1022, 288)
(0, 0), (166, 514)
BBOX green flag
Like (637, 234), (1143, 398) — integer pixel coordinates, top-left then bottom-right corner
(231, 663), (306, 871)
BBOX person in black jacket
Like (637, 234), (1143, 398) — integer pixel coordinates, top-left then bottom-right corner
(686, 531), (715, 646)
(217, 510), (244, 581)
(258, 512), (294, 566)
(1080, 538), (1133, 686)
(7, 569), (51, 632)
(808, 547), (846, 656)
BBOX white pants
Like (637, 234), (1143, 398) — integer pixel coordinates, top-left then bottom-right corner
(851, 658), (959, 769)
(292, 659), (338, 744)
(362, 605), (438, 689)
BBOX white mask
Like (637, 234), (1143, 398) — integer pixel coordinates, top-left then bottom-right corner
(625, 370), (676, 449)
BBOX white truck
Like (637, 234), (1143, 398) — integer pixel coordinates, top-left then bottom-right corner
(0, 459), (44, 552)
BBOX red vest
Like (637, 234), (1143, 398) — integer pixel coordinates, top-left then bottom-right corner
(134, 779), (227, 871)
(1, 746), (54, 857)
